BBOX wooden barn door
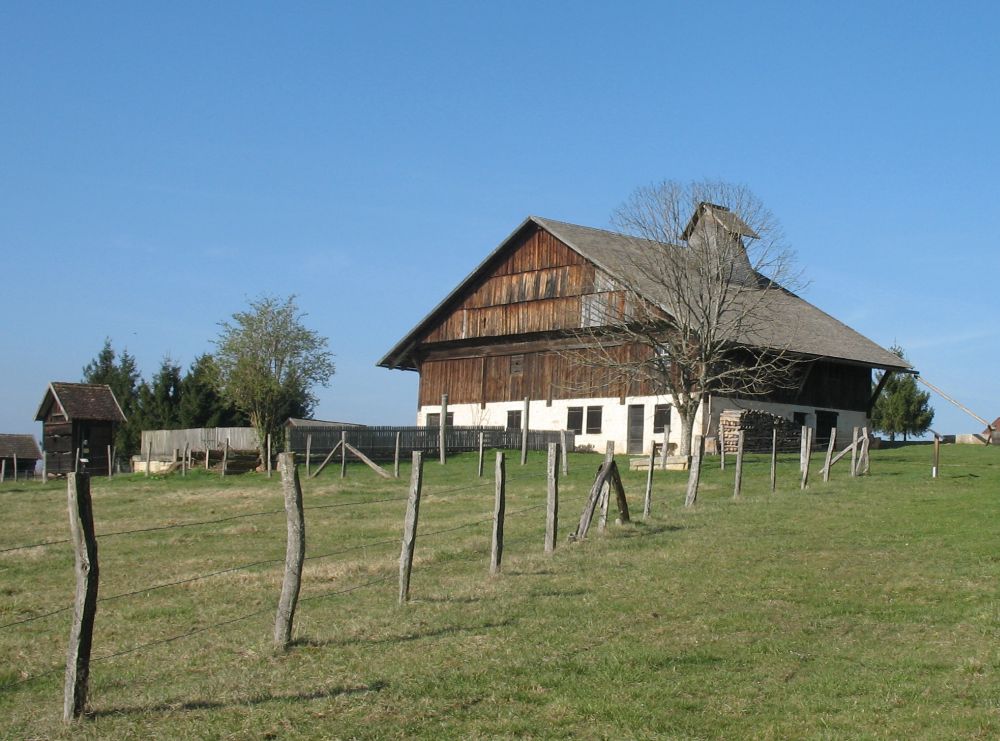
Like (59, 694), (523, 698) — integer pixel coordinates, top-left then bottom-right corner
(627, 404), (645, 454)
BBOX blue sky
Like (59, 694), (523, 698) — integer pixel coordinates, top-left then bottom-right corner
(2, 1), (998, 438)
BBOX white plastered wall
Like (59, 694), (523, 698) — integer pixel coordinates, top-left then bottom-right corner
(418, 395), (869, 456)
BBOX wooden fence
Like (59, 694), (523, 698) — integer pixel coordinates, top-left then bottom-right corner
(140, 427), (258, 456)
(287, 425), (574, 461)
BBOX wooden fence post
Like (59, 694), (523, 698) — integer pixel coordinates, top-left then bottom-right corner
(521, 397), (529, 465)
(850, 426), (859, 477)
(801, 428), (813, 489)
(266, 434), (272, 478)
(733, 430), (745, 499)
(770, 427), (777, 492)
(643, 445), (655, 518)
(823, 429), (837, 483)
(305, 434), (313, 478)
(145, 440), (151, 477)
(477, 432), (484, 478)
(661, 423), (670, 471)
(859, 427), (870, 475)
(598, 441), (614, 531)
(398, 452), (423, 604)
(720, 434), (726, 470)
(63, 473), (98, 722)
(439, 393), (448, 465)
(274, 453), (305, 651)
(491, 452), (506, 574)
(932, 434), (940, 478)
(684, 435), (705, 507)
(799, 426), (808, 474)
(545, 443), (558, 553)
(222, 438), (229, 477)
(394, 431), (401, 478)
(0, 459), (5, 483)
(559, 429), (569, 476)
(340, 431), (347, 478)
(107, 445), (113, 478)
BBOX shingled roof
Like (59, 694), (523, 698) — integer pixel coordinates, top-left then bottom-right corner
(35, 382), (127, 423)
(379, 215), (911, 373)
(0, 434), (42, 460)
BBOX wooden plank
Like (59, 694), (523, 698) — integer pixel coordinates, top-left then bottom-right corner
(310, 439), (343, 478)
(394, 431), (401, 478)
(63, 474), (99, 722)
(684, 435), (704, 507)
(545, 443), (558, 553)
(822, 429), (837, 483)
(273, 453), (305, 651)
(343, 441), (393, 478)
(398, 452), (423, 604)
(491, 452), (506, 575)
(643, 445), (655, 518)
(520, 397), (529, 465)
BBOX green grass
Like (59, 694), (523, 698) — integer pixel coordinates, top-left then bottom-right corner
(1, 444), (999, 739)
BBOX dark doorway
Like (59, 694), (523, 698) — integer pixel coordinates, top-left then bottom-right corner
(815, 410), (839, 447)
(627, 404), (645, 454)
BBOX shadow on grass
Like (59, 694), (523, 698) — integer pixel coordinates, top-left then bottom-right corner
(291, 618), (516, 649)
(614, 524), (683, 539)
(90, 681), (387, 718)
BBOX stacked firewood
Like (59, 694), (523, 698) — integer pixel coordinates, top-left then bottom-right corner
(719, 409), (801, 453)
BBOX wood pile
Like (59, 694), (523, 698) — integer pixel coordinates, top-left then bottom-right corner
(719, 409), (801, 453)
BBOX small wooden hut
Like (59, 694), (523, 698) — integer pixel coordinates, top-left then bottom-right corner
(0, 434), (42, 480)
(35, 382), (126, 475)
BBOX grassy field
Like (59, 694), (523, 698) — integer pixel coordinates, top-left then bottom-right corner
(1, 443), (998, 739)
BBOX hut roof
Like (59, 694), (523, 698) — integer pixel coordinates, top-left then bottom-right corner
(0, 433), (42, 460)
(284, 418), (366, 429)
(35, 382), (127, 423)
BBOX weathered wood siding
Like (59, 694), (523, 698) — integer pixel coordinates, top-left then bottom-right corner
(424, 227), (626, 343)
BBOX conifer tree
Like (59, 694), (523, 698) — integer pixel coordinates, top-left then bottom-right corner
(872, 346), (934, 441)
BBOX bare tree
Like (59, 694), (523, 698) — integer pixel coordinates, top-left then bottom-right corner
(568, 180), (804, 456)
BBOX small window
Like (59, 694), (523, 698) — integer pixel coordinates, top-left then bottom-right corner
(426, 412), (453, 427)
(510, 354), (524, 374)
(653, 404), (671, 434)
(586, 406), (603, 434)
(506, 410), (522, 430)
(567, 407), (584, 434)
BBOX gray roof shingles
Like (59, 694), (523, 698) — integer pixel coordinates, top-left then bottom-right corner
(36, 383), (127, 423)
(0, 434), (42, 460)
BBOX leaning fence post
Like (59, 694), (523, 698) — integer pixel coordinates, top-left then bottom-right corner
(266, 434), (272, 478)
(770, 427), (777, 492)
(274, 453), (305, 651)
(63, 473), (98, 722)
(859, 427), (871, 475)
(850, 426), (859, 477)
(733, 430), (745, 499)
(598, 441), (614, 530)
(305, 434), (313, 478)
(932, 434), (940, 478)
(520, 397), (530, 465)
(684, 435), (705, 507)
(398, 452), (423, 604)
(394, 431), (401, 478)
(545, 443), (558, 553)
(801, 428), (813, 489)
(643, 445), (655, 518)
(491, 452), (506, 574)
(559, 429), (569, 476)
(823, 429), (837, 483)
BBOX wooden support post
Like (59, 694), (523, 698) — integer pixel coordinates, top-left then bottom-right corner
(145, 440), (151, 477)
(799, 426), (808, 474)
(439, 393), (448, 465)
(684, 435), (705, 507)
(394, 431), (401, 478)
(559, 429), (569, 476)
(42, 451), (47, 482)
(180, 443), (187, 477)
(520, 397), (529, 465)
(823, 429), (837, 483)
(310, 439), (343, 478)
(274, 453), (305, 651)
(610, 464), (630, 523)
(205, 447), (210, 470)
(801, 427), (813, 489)
(491, 452), (506, 575)
(477, 432), (484, 478)
(343, 441), (393, 478)
(598, 480), (610, 532)
(340, 431), (347, 478)
(733, 430), (745, 499)
(107, 445), (114, 478)
(266, 434), (272, 478)
(573, 461), (615, 540)
(858, 427), (870, 475)
(643, 445), (655, 519)
(12, 453), (17, 482)
(770, 427), (777, 492)
(933, 434), (941, 479)
(1, 458), (5, 483)
(63, 473), (98, 722)
(222, 438), (229, 477)
(545, 443), (558, 553)
(661, 423), (670, 471)
(305, 434), (313, 478)
(850, 426), (859, 477)
(720, 434), (726, 470)
(398, 451), (423, 604)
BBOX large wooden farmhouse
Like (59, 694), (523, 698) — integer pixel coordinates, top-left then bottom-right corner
(379, 209), (909, 455)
